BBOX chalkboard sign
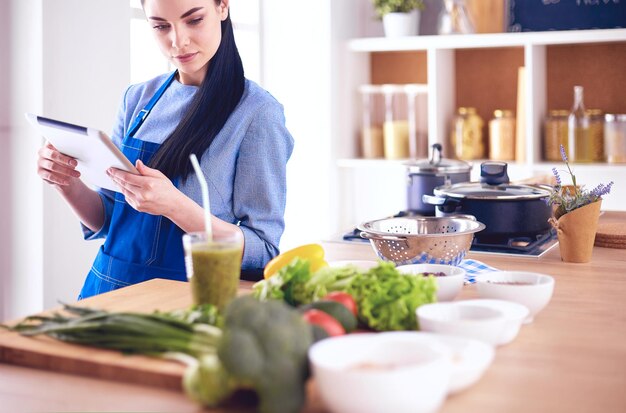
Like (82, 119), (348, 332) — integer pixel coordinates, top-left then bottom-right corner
(508, 0), (626, 32)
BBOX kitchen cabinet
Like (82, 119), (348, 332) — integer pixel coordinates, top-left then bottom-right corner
(335, 28), (626, 231)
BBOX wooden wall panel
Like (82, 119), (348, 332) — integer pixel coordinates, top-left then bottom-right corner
(547, 43), (626, 114)
(370, 51), (427, 84)
(455, 47), (525, 142)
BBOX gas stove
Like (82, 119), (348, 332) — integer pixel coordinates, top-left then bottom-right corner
(343, 210), (559, 258)
(469, 229), (558, 258)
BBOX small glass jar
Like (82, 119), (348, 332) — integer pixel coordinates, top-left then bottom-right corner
(604, 114), (626, 164)
(543, 110), (569, 161)
(451, 107), (484, 160)
(359, 85), (385, 159)
(489, 109), (516, 161)
(404, 84), (428, 159)
(587, 109), (605, 162)
(382, 84), (409, 159)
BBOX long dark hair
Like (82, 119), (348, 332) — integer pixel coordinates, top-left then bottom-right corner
(147, 5), (245, 179)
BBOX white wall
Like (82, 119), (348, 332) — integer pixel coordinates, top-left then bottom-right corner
(261, 0), (333, 249)
(39, 1), (130, 310)
(6, 0), (44, 321)
(0, 0), (14, 320)
(264, 0), (372, 249)
(4, 0), (130, 320)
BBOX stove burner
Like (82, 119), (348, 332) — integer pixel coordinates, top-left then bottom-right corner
(471, 229), (557, 254)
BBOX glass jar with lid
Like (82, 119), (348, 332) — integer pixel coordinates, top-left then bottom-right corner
(544, 110), (569, 161)
(404, 84), (428, 159)
(382, 84), (409, 159)
(359, 85), (385, 159)
(488, 109), (516, 161)
(451, 107), (484, 160)
(605, 114), (626, 164)
(586, 109), (605, 162)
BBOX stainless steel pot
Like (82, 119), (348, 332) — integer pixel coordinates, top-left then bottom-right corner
(422, 162), (553, 243)
(405, 144), (472, 215)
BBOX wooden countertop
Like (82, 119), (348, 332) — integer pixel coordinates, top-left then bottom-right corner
(2, 212), (626, 413)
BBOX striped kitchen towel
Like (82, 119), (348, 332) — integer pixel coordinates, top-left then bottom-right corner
(458, 259), (500, 284)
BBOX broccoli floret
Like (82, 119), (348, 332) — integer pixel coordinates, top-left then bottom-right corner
(217, 295), (314, 413)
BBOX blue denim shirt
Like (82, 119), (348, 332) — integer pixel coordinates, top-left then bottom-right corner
(84, 74), (294, 269)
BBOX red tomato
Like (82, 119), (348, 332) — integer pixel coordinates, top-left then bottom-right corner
(302, 309), (346, 337)
(323, 292), (358, 317)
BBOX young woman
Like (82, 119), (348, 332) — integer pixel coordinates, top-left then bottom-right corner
(36, 0), (294, 299)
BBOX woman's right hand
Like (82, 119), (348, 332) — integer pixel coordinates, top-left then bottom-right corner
(37, 142), (81, 188)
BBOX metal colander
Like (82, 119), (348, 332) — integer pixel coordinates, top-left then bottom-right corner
(357, 216), (486, 266)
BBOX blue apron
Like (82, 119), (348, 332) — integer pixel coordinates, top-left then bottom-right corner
(79, 71), (186, 299)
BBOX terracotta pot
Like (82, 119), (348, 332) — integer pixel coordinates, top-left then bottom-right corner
(549, 200), (602, 263)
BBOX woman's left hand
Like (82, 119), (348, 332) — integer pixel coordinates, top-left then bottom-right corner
(107, 160), (182, 217)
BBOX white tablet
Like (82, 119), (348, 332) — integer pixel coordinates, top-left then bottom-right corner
(26, 113), (138, 192)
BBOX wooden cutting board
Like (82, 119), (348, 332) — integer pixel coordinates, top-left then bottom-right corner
(0, 279), (221, 390)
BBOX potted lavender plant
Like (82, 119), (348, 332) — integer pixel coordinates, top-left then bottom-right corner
(548, 145), (614, 263)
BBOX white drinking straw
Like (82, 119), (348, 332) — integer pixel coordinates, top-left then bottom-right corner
(189, 153), (213, 241)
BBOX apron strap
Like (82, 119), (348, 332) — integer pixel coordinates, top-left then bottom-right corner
(125, 70), (178, 139)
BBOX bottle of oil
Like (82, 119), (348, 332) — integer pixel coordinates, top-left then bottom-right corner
(567, 86), (592, 162)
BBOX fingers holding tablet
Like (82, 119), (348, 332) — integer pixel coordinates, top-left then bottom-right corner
(37, 141), (81, 186)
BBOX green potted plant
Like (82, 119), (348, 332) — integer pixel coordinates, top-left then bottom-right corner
(547, 145), (614, 263)
(372, 0), (425, 37)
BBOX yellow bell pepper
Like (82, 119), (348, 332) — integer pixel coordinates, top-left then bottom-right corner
(263, 243), (328, 279)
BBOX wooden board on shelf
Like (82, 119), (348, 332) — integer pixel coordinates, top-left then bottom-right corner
(467, 0), (506, 34)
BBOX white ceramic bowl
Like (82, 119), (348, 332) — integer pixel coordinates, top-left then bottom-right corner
(474, 271), (555, 323)
(309, 332), (451, 413)
(396, 264), (466, 301)
(397, 332), (495, 395)
(464, 299), (529, 345)
(416, 301), (509, 346)
(327, 260), (379, 270)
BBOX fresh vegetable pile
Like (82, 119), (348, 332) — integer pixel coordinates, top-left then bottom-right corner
(254, 257), (437, 331)
(7, 297), (313, 413)
(5, 243), (438, 411)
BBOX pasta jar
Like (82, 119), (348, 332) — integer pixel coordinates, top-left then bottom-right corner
(543, 110), (569, 161)
(488, 109), (516, 161)
(604, 114), (626, 163)
(451, 107), (484, 160)
(587, 109), (605, 162)
(382, 84), (409, 159)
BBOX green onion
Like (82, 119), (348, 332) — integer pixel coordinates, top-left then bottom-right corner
(7, 304), (222, 358)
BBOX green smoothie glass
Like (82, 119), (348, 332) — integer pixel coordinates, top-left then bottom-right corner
(183, 231), (243, 309)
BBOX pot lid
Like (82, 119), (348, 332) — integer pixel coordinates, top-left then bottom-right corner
(434, 182), (551, 200)
(406, 144), (472, 174)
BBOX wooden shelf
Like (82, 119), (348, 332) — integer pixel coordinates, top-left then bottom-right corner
(348, 29), (626, 52)
(333, 25), (626, 233)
